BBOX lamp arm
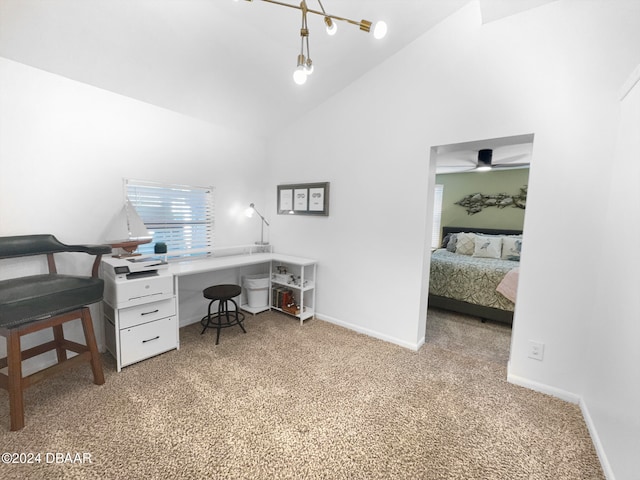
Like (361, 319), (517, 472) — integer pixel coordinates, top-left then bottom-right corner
(254, 209), (270, 227)
(253, 0), (372, 32)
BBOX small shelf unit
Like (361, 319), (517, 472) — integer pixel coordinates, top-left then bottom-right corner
(270, 256), (316, 325)
(251, 254), (317, 325)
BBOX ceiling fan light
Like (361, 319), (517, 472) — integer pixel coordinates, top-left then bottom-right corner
(373, 21), (388, 39)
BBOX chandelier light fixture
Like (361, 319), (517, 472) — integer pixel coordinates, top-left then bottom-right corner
(238, 0), (388, 85)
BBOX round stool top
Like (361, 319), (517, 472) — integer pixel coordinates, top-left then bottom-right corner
(203, 284), (242, 300)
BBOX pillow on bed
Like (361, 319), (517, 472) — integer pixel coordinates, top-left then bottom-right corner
(501, 236), (522, 261)
(444, 234), (458, 252)
(455, 232), (476, 255)
(473, 235), (502, 259)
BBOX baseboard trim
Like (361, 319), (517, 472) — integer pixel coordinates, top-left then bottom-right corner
(507, 363), (615, 479)
(180, 310), (423, 350)
(506, 367), (580, 404)
(315, 313), (422, 351)
(579, 399), (616, 480)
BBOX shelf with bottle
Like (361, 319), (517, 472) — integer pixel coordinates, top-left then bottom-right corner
(270, 287), (314, 321)
(270, 260), (316, 325)
(271, 275), (314, 291)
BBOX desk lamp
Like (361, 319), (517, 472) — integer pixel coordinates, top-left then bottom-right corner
(246, 203), (270, 245)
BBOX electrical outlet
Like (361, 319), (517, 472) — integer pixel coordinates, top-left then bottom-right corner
(528, 340), (544, 361)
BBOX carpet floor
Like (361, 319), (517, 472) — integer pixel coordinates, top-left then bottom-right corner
(0, 309), (604, 479)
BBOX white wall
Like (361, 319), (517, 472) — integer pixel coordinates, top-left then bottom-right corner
(0, 58), (268, 247)
(0, 58), (268, 369)
(267, 1), (640, 478)
(583, 68), (640, 479)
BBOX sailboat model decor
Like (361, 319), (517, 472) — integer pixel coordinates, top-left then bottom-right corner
(105, 200), (153, 258)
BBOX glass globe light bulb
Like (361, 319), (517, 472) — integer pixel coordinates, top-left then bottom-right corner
(326, 19), (337, 36)
(373, 21), (387, 39)
(304, 60), (314, 76)
(293, 66), (307, 85)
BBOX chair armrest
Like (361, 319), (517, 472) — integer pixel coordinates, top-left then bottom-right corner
(66, 245), (112, 278)
(50, 243), (112, 277)
(0, 235), (111, 258)
(66, 244), (113, 256)
(0, 235), (112, 278)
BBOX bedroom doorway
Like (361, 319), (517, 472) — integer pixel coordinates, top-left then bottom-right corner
(425, 133), (533, 364)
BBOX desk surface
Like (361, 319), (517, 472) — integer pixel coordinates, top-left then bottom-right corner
(169, 252), (316, 277)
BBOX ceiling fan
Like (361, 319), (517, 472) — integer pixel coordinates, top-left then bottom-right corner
(436, 143), (532, 174)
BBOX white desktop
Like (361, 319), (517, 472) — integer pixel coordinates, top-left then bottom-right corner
(101, 247), (317, 371)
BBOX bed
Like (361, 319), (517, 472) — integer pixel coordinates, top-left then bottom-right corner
(428, 226), (522, 324)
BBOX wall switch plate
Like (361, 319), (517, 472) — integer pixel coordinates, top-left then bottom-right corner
(528, 340), (544, 361)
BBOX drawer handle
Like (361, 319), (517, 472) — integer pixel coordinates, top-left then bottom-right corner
(140, 309), (160, 316)
(142, 336), (160, 343)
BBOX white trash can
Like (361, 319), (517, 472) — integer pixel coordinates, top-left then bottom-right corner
(243, 274), (269, 308)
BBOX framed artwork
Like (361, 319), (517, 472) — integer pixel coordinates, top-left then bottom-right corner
(277, 182), (330, 216)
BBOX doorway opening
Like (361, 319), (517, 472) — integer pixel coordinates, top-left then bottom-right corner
(424, 133), (534, 364)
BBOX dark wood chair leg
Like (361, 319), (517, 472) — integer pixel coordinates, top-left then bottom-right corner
(80, 307), (105, 385)
(7, 330), (25, 431)
(52, 324), (68, 363)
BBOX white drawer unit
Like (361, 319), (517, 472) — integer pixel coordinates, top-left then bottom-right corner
(119, 316), (177, 367)
(118, 298), (176, 329)
(101, 257), (178, 372)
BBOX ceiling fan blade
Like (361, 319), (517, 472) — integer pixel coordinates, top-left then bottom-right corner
(436, 142), (533, 174)
(436, 165), (477, 174)
(495, 152), (530, 165)
(436, 150), (477, 165)
(492, 143), (533, 160)
(491, 162), (530, 169)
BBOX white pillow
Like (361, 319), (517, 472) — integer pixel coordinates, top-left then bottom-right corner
(473, 236), (503, 259)
(501, 236), (522, 261)
(455, 233), (476, 255)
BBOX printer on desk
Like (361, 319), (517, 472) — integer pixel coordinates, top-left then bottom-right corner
(101, 256), (173, 309)
(102, 256), (168, 280)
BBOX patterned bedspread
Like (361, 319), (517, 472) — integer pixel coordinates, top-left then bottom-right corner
(429, 249), (518, 311)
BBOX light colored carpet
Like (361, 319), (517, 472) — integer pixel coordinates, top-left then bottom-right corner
(0, 309), (603, 479)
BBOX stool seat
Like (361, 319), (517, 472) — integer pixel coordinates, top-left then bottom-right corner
(203, 284), (242, 301)
(200, 284), (246, 344)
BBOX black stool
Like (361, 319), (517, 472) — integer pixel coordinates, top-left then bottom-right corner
(200, 284), (246, 345)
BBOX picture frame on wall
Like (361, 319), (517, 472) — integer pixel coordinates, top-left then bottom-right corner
(277, 182), (330, 216)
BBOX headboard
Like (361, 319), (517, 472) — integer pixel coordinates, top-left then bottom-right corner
(442, 226), (523, 238)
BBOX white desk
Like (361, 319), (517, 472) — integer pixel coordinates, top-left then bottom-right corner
(102, 250), (316, 370)
(169, 252), (317, 328)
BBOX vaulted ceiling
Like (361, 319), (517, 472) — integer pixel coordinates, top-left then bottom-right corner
(0, 0), (555, 138)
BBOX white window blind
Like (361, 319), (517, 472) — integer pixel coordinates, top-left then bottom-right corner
(126, 179), (214, 257)
(431, 184), (444, 249)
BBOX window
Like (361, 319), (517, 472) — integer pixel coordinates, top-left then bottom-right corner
(431, 184), (444, 249)
(126, 179), (214, 257)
